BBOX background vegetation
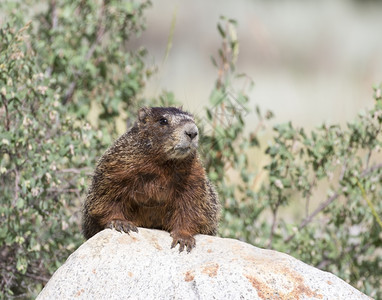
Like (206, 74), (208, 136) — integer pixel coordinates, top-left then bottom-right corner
(0, 1), (381, 298)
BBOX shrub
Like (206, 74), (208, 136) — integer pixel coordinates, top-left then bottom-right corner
(203, 17), (382, 299)
(1, 0), (152, 297)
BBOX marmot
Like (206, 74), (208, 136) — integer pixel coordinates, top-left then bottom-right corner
(82, 107), (220, 252)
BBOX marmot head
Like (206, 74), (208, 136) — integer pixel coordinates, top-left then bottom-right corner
(137, 107), (199, 160)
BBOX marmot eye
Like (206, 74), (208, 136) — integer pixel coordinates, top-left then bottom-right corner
(159, 118), (168, 125)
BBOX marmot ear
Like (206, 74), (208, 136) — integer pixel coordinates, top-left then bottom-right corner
(138, 107), (150, 123)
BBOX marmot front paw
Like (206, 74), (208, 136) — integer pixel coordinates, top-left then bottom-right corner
(106, 220), (138, 234)
(170, 231), (196, 253)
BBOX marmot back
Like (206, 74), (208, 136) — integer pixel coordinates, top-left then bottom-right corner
(82, 107), (220, 252)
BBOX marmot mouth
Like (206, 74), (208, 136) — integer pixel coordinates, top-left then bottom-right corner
(169, 140), (198, 159)
(175, 146), (191, 153)
(174, 147), (193, 157)
(171, 145), (196, 158)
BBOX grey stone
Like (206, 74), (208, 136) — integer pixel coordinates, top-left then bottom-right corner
(37, 228), (371, 300)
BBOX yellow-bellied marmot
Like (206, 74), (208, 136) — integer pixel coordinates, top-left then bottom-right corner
(82, 107), (220, 252)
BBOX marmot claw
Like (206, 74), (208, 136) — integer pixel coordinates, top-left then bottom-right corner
(106, 220), (138, 234)
(170, 231), (196, 253)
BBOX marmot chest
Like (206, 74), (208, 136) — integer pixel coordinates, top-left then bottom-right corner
(132, 170), (188, 207)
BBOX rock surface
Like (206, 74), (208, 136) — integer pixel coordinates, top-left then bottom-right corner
(37, 228), (370, 300)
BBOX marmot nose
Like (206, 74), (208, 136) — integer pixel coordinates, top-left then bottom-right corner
(185, 129), (198, 140)
(184, 123), (198, 141)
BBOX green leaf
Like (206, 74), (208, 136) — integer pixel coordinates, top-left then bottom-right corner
(217, 23), (226, 38)
(16, 256), (28, 274)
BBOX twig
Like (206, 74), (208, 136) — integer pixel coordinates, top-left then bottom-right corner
(357, 180), (382, 229)
(85, 9), (106, 62)
(339, 161), (347, 181)
(51, 0), (58, 30)
(48, 188), (81, 193)
(267, 198), (281, 248)
(62, 82), (76, 104)
(46, 0), (58, 77)
(13, 293), (29, 299)
(305, 175), (317, 218)
(63, 0), (106, 104)
(361, 163), (382, 177)
(365, 149), (372, 171)
(25, 272), (49, 283)
(216, 23), (230, 90)
(59, 167), (92, 175)
(162, 6), (177, 66)
(12, 167), (20, 207)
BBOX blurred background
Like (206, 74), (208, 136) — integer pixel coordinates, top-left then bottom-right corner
(134, 0), (382, 128)
(1, 1), (381, 297)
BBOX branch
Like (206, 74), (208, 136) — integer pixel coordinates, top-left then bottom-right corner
(284, 192), (339, 243)
(1, 94), (10, 131)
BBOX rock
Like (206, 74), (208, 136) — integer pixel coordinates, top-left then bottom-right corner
(37, 228), (370, 300)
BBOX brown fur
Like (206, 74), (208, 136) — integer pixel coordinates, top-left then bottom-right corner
(82, 107), (220, 252)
